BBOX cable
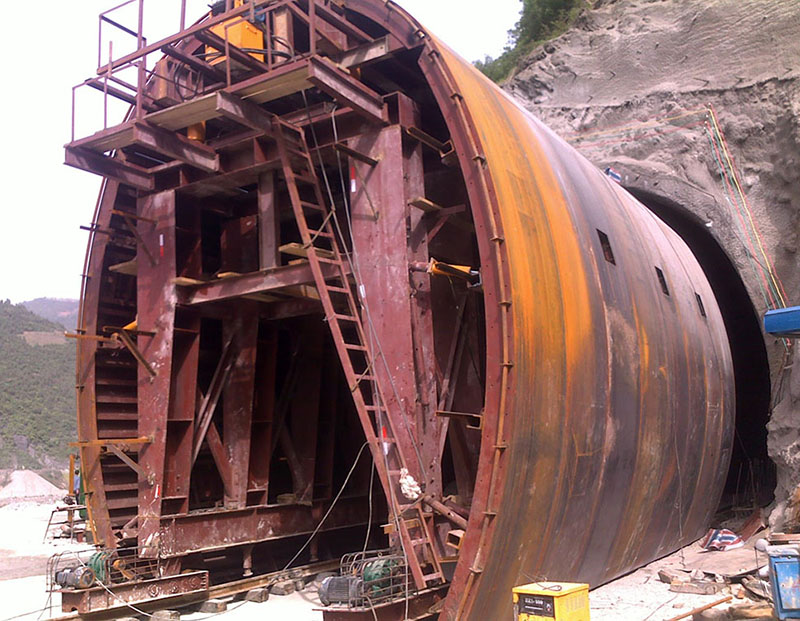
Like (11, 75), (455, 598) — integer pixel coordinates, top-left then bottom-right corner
(282, 442), (370, 572)
(298, 93), (434, 620)
(362, 454), (376, 557)
(323, 106), (414, 620)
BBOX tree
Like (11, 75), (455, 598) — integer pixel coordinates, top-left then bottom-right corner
(476, 0), (586, 83)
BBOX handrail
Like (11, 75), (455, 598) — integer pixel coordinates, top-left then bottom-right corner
(96, 0), (277, 75)
(72, 0), (324, 142)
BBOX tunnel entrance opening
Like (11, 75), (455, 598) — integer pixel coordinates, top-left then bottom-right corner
(629, 188), (775, 509)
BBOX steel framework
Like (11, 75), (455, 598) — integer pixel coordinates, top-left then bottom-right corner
(65, 1), (735, 618)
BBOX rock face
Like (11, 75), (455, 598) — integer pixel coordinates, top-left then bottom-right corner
(504, 0), (800, 524)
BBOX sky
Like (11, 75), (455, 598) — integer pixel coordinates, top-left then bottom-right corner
(0, 0), (520, 303)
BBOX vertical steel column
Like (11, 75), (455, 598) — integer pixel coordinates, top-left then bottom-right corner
(258, 172), (280, 269)
(137, 190), (178, 557)
(222, 303), (259, 508)
(350, 124), (441, 490)
(288, 318), (324, 503)
(249, 324), (278, 502)
(402, 104), (442, 497)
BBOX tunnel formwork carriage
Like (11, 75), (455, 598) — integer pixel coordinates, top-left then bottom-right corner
(66, 1), (734, 618)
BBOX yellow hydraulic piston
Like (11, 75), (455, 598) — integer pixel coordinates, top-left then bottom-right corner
(411, 258), (482, 288)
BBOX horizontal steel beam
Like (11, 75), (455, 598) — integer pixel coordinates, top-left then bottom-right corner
(65, 147), (154, 191)
(178, 262), (348, 305)
(158, 496), (368, 556)
(308, 56), (387, 125)
(60, 571), (208, 615)
(214, 91), (274, 133)
(131, 122), (219, 172)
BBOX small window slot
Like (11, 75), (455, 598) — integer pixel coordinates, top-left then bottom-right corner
(597, 229), (616, 265)
(655, 267), (670, 296)
(695, 293), (707, 317)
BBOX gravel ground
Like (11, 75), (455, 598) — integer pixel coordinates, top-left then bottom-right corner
(0, 501), (771, 621)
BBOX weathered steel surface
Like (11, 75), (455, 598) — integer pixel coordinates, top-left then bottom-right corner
(60, 570), (208, 614)
(422, 34), (733, 621)
(68, 2), (734, 619)
(338, 4), (733, 618)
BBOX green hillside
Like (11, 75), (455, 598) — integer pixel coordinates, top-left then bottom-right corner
(475, 0), (587, 83)
(22, 297), (79, 330)
(0, 300), (75, 469)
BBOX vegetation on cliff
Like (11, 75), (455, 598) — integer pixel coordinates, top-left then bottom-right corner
(475, 0), (587, 83)
(0, 300), (75, 469)
(22, 298), (79, 330)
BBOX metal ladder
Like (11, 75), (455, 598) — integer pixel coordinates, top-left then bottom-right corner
(274, 119), (442, 590)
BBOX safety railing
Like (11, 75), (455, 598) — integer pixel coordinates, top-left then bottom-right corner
(70, 0), (326, 143)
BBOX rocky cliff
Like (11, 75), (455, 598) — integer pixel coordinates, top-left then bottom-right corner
(503, 0), (800, 525)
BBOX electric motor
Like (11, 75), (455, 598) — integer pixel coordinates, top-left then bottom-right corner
(55, 566), (96, 590)
(319, 575), (363, 606)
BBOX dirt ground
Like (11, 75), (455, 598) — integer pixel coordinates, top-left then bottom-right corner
(0, 500), (773, 621)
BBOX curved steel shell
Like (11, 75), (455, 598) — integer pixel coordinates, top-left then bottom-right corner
(67, 2), (734, 619)
(426, 42), (733, 619)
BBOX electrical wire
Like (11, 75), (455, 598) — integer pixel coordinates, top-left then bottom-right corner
(570, 107), (788, 316)
(362, 455), (376, 557)
(318, 99), (414, 621)
(282, 442), (370, 572)
(305, 93), (426, 481)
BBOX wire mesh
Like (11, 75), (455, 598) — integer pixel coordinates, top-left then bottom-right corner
(339, 549), (414, 608)
(47, 546), (159, 593)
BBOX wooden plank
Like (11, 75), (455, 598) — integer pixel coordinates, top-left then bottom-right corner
(279, 242), (334, 260)
(179, 262), (344, 306)
(234, 60), (312, 105)
(143, 91), (219, 131)
(142, 60), (311, 132)
(409, 197), (443, 213)
(108, 258), (138, 275)
(68, 121), (136, 153)
(435, 410), (482, 430)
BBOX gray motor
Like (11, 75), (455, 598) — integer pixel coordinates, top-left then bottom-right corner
(318, 575), (362, 606)
(55, 566), (96, 590)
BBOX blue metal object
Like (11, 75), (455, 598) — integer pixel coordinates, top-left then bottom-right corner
(769, 550), (800, 619)
(765, 306), (800, 338)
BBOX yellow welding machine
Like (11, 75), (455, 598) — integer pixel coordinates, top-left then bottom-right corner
(512, 582), (590, 621)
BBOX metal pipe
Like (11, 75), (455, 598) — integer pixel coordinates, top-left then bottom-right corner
(424, 496), (468, 530)
(137, 0), (144, 50)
